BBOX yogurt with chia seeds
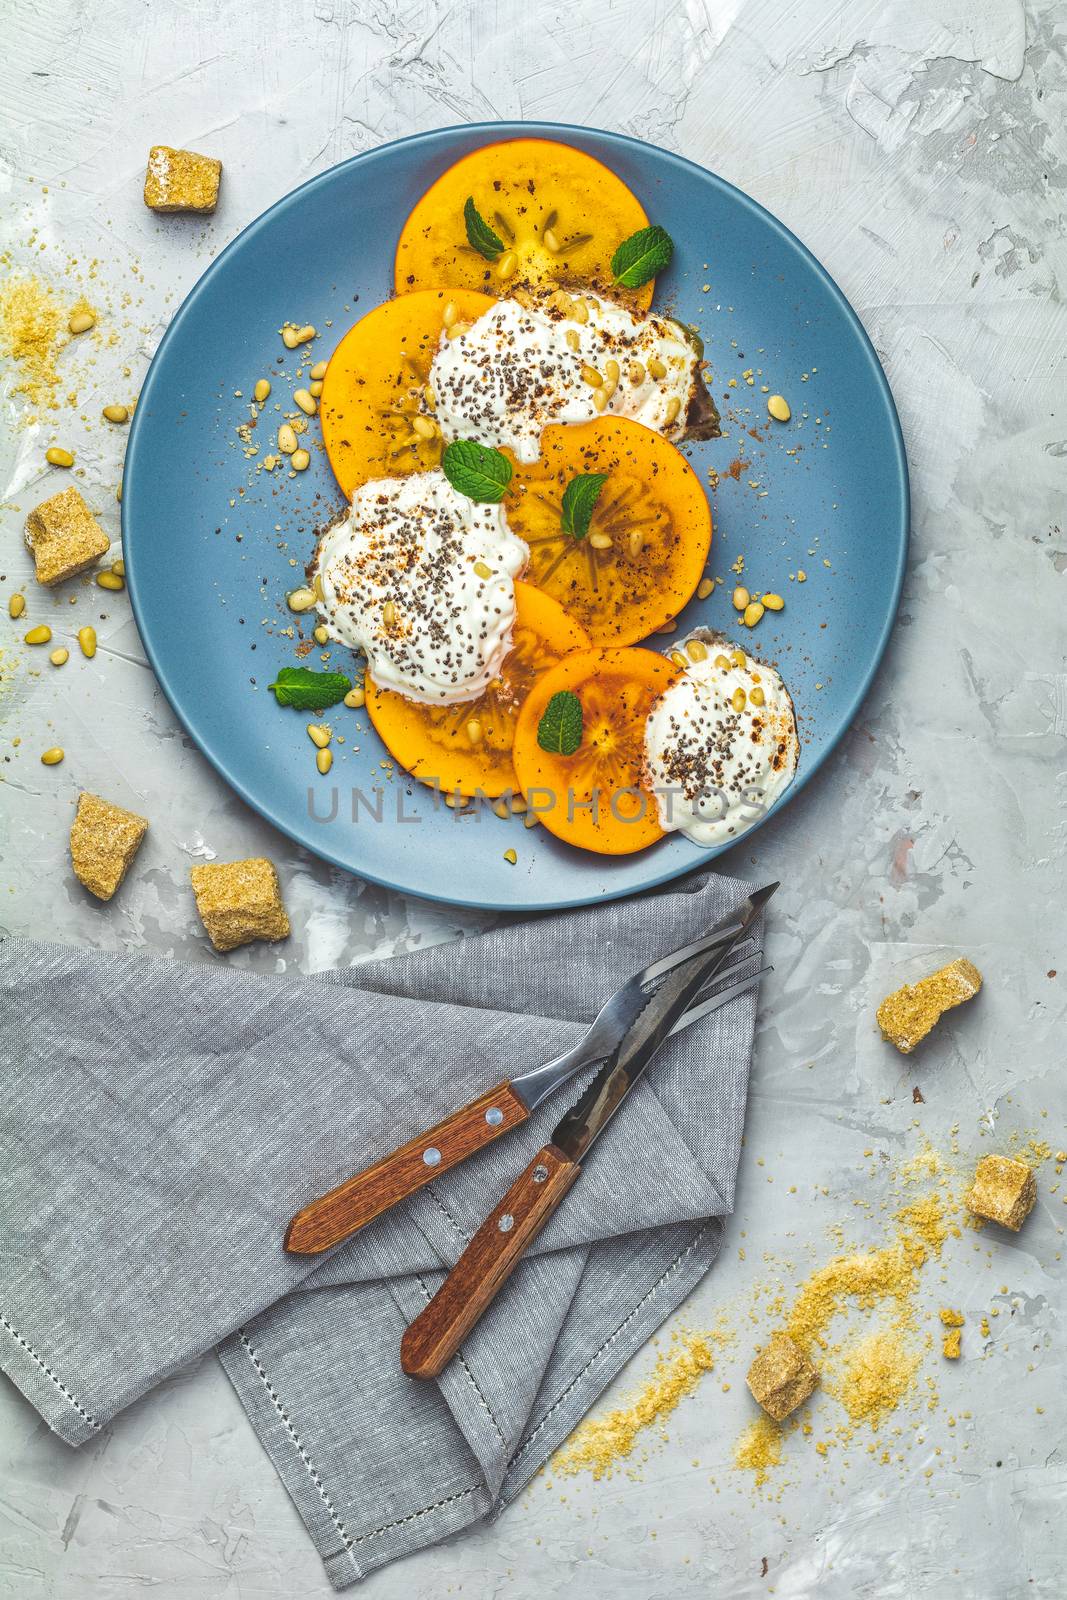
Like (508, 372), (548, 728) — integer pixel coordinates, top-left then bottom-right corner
(430, 294), (700, 464)
(644, 636), (798, 847)
(311, 470), (528, 705)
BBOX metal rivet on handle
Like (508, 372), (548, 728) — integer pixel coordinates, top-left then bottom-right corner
(422, 1147), (441, 1167)
(485, 1107), (504, 1127)
(533, 1164), (549, 1184)
(498, 1213), (514, 1233)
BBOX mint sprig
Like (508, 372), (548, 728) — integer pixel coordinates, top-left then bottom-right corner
(611, 224), (674, 289)
(537, 689), (583, 757)
(269, 666), (352, 710)
(441, 438), (513, 503)
(560, 472), (608, 540)
(464, 197), (504, 261)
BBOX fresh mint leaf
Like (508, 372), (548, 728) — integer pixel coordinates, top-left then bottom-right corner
(560, 472), (608, 540)
(463, 197), (504, 261)
(269, 666), (352, 710)
(610, 223), (674, 289)
(441, 438), (513, 503)
(537, 689), (583, 757)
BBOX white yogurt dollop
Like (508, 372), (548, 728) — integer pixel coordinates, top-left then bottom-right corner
(644, 638), (798, 848)
(430, 294), (699, 464)
(312, 470), (528, 705)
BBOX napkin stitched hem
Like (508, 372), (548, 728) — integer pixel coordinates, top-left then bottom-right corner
(0, 1309), (101, 1446)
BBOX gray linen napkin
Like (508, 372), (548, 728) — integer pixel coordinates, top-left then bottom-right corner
(0, 869), (761, 1588)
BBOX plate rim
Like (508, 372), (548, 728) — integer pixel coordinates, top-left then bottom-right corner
(123, 118), (909, 912)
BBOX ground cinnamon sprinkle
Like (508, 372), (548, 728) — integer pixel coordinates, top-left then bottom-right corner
(553, 1328), (718, 1481)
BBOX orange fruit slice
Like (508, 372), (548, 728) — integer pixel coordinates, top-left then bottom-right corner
(507, 418), (712, 645)
(366, 581), (590, 800)
(512, 646), (681, 854)
(394, 139), (655, 310)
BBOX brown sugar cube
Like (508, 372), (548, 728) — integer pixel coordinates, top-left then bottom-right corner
(191, 858), (290, 952)
(70, 792), (149, 901)
(25, 486), (110, 587)
(746, 1333), (818, 1422)
(965, 1154), (1036, 1232)
(876, 957), (982, 1054)
(144, 146), (222, 214)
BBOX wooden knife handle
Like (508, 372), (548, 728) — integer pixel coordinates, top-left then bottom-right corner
(400, 1143), (580, 1379)
(283, 1080), (530, 1254)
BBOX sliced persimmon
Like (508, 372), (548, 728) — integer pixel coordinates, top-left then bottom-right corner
(394, 139), (655, 311)
(512, 647), (682, 855)
(366, 582), (590, 800)
(506, 418), (712, 646)
(320, 288), (493, 496)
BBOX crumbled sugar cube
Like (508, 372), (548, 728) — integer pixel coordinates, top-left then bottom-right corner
(25, 487), (110, 587)
(144, 146), (222, 214)
(965, 1154), (1036, 1232)
(876, 957), (982, 1054)
(746, 1333), (818, 1421)
(190, 858), (290, 951)
(70, 792), (149, 901)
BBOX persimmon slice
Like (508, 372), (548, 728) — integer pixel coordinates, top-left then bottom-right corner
(507, 418), (712, 645)
(394, 139), (655, 311)
(366, 582), (590, 800)
(512, 647), (682, 855)
(320, 288), (494, 496)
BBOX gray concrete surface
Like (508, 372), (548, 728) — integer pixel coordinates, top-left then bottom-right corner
(1, 0), (1065, 1594)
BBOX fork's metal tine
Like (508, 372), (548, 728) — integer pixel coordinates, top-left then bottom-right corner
(638, 924), (757, 987)
(653, 936), (758, 991)
(668, 964), (771, 1036)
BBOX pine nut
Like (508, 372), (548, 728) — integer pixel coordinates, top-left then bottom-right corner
(571, 300), (589, 324)
(473, 560), (492, 580)
(697, 577), (714, 600)
(112, 558), (125, 577)
(343, 686), (365, 709)
(382, 599), (396, 628)
(287, 587), (317, 612)
(263, 455), (278, 471)
(316, 747), (333, 775)
(767, 394), (791, 422)
(543, 227), (560, 253)
(503, 847), (518, 864)
(46, 447), (74, 467)
(466, 719), (483, 745)
(25, 625), (52, 645)
(664, 395), (682, 425)
(750, 686), (766, 707)
(732, 586), (750, 611)
(423, 385), (436, 410)
(731, 687), (747, 713)
(592, 386), (609, 412)
(41, 747), (65, 765)
(78, 626), (97, 657)
(628, 361), (645, 386)
(647, 356), (667, 380)
(627, 530), (644, 557)
(581, 365), (603, 387)
(492, 798), (510, 819)
(714, 654), (731, 669)
(309, 380), (323, 398)
(307, 723), (331, 749)
(116, 480), (123, 503)
(565, 329), (581, 352)
(313, 624), (329, 645)
(282, 324), (315, 348)
(8, 594), (25, 619)
(442, 300), (459, 328)
(310, 360), (328, 381)
(291, 448), (311, 471)
(687, 639), (708, 662)
(588, 531), (612, 550)
(254, 379), (271, 403)
(293, 388), (316, 416)
(495, 250), (518, 280)
(603, 359), (620, 385)
(447, 320), (471, 340)
(731, 648), (748, 668)
(797, 570), (807, 582)
(277, 424), (298, 454)
(670, 650), (687, 669)
(68, 311), (95, 334)
(743, 600), (765, 628)
(102, 404), (129, 424)
(298, 324), (315, 342)
(762, 592), (785, 611)
(50, 647), (69, 666)
(96, 571), (125, 591)
(411, 415), (438, 440)
(510, 794), (527, 813)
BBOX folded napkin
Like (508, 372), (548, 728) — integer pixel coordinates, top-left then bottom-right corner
(0, 870), (761, 1588)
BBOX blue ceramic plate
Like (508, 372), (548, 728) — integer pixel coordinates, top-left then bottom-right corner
(124, 122), (907, 910)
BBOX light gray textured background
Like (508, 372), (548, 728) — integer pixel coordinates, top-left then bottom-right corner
(1, 0), (1065, 1595)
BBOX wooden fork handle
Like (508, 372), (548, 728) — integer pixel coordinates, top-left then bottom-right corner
(283, 1080), (529, 1254)
(400, 1144), (581, 1379)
